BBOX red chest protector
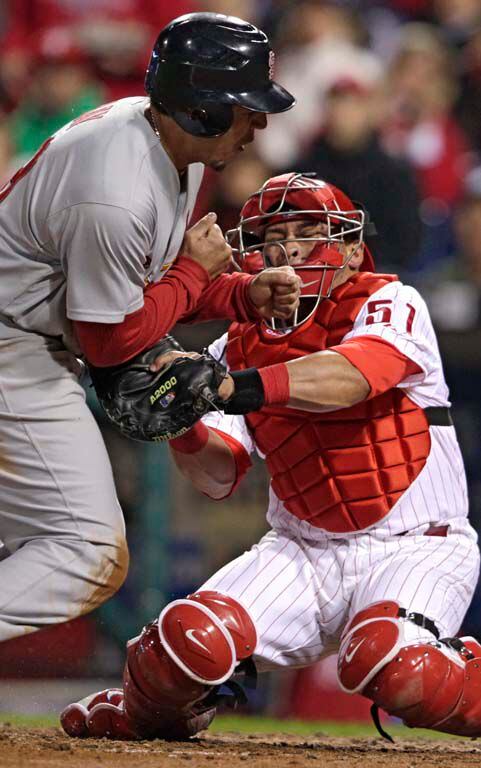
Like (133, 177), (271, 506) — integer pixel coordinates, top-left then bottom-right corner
(226, 272), (431, 534)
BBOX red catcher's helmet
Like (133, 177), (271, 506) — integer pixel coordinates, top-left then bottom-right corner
(227, 172), (375, 330)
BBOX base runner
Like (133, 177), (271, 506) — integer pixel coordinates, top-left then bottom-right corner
(0, 14), (298, 644)
(61, 173), (481, 741)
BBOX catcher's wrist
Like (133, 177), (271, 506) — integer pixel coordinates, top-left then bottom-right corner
(170, 421), (210, 454)
(221, 368), (264, 414)
(258, 362), (290, 406)
(222, 363), (290, 414)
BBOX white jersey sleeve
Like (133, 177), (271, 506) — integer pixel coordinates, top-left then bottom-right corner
(0, 98), (203, 341)
(201, 333), (256, 455)
(341, 281), (450, 408)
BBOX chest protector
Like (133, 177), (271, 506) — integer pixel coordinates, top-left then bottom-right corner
(226, 272), (431, 534)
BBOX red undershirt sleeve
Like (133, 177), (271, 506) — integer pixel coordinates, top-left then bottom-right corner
(330, 335), (423, 399)
(180, 271), (256, 324)
(74, 256), (210, 366)
(74, 261), (256, 367)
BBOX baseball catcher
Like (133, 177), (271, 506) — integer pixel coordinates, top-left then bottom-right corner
(61, 173), (481, 742)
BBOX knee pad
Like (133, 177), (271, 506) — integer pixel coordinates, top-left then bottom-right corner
(123, 591), (257, 738)
(338, 601), (481, 737)
(159, 590), (257, 684)
(337, 601), (428, 694)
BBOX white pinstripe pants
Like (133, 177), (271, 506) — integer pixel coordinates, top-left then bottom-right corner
(201, 518), (480, 672)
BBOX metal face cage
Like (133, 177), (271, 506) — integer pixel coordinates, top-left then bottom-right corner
(226, 174), (365, 331)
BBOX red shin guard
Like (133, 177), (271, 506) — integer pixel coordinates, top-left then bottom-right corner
(61, 591), (256, 740)
(122, 591), (257, 739)
(338, 601), (481, 737)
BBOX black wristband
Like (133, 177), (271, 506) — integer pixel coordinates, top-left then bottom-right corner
(223, 367), (265, 414)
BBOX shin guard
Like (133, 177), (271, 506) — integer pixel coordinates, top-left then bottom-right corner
(123, 590), (257, 739)
(338, 601), (481, 737)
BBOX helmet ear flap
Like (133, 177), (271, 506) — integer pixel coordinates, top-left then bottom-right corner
(164, 102), (234, 138)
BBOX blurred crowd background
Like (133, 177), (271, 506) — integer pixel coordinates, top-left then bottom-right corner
(1, 0), (481, 723)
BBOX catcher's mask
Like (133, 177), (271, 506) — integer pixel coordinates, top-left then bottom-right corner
(227, 172), (376, 330)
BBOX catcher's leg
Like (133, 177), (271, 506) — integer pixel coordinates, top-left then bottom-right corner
(61, 590), (257, 740)
(200, 529), (339, 671)
(338, 601), (481, 737)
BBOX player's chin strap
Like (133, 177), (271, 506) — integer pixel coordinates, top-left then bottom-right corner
(370, 703), (395, 743)
(370, 607), (441, 743)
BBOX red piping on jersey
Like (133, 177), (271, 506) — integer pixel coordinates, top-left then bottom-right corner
(169, 421), (210, 454)
(206, 427), (252, 499)
(74, 257), (255, 367)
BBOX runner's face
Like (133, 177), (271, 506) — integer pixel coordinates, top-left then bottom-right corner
(202, 107), (268, 170)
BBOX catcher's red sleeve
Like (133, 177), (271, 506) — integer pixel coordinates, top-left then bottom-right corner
(330, 335), (422, 398)
(75, 260), (255, 367)
(206, 427), (252, 499)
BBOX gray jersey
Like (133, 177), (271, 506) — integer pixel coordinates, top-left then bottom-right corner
(0, 96), (204, 351)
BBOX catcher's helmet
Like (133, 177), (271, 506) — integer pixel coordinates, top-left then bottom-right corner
(145, 12), (295, 137)
(227, 172), (375, 329)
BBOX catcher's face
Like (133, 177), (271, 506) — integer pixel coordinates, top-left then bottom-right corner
(264, 219), (330, 267)
(263, 218), (359, 270)
(259, 217), (364, 329)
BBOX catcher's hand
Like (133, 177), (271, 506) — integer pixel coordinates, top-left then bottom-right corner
(88, 336), (227, 442)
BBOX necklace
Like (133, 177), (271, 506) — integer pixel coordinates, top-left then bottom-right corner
(147, 106), (186, 180)
(148, 107), (162, 140)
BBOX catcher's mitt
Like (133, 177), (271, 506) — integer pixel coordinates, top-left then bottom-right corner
(88, 336), (227, 442)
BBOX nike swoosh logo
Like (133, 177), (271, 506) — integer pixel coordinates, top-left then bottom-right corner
(185, 628), (211, 655)
(345, 637), (366, 664)
(300, 279), (319, 289)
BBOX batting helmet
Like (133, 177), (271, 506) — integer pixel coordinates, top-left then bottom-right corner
(145, 12), (295, 138)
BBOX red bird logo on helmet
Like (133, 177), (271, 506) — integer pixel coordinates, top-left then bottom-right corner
(227, 173), (375, 330)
